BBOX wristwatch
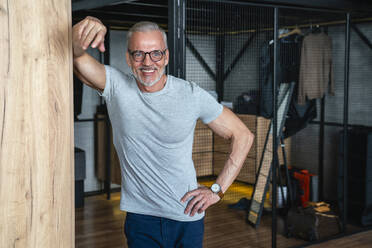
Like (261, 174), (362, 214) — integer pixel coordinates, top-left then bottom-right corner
(210, 183), (224, 200)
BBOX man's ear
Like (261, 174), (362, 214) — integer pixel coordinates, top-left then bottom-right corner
(125, 51), (132, 68)
(164, 49), (169, 66)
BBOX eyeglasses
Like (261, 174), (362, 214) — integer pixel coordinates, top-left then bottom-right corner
(128, 49), (167, 62)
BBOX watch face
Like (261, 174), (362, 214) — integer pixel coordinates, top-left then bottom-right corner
(211, 183), (221, 193)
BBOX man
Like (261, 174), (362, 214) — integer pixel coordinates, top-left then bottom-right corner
(73, 16), (254, 248)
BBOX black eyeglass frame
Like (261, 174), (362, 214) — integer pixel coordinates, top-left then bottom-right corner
(127, 49), (168, 62)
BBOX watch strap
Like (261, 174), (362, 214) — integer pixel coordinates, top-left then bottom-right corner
(217, 190), (224, 200)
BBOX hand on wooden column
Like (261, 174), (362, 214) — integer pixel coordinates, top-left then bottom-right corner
(72, 16), (107, 57)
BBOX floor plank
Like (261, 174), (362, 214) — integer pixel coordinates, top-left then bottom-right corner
(76, 183), (369, 248)
(75, 191), (304, 248)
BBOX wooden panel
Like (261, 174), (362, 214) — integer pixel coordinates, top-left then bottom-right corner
(237, 114), (257, 134)
(95, 114), (107, 181)
(255, 117), (271, 172)
(192, 152), (213, 177)
(0, 0), (74, 247)
(110, 145), (122, 185)
(214, 136), (257, 159)
(213, 135), (231, 153)
(213, 152), (256, 184)
(213, 152), (229, 176)
(255, 117), (291, 170)
(193, 120), (212, 177)
(236, 157), (256, 184)
(213, 114), (257, 157)
(195, 114), (291, 183)
(195, 119), (208, 130)
(193, 128), (213, 153)
(95, 116), (121, 185)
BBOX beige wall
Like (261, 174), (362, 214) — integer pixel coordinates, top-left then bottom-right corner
(0, 0), (74, 247)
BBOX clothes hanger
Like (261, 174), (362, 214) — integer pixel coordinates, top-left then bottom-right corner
(279, 26), (302, 39)
(311, 24), (322, 34)
(269, 25), (302, 44)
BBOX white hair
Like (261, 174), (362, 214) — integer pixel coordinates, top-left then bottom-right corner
(127, 21), (168, 49)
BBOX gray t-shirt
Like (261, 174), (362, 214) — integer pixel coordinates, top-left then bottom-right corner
(101, 65), (223, 221)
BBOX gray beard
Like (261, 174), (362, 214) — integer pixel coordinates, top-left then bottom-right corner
(132, 67), (165, 87)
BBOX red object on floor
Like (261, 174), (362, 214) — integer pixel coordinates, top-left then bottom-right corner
(293, 170), (314, 207)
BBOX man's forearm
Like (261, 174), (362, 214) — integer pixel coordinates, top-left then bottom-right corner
(216, 131), (254, 193)
(73, 52), (106, 91)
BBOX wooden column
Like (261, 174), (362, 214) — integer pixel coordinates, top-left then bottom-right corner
(0, 0), (74, 247)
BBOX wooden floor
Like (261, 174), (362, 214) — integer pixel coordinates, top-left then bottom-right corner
(307, 230), (372, 248)
(76, 189), (370, 248)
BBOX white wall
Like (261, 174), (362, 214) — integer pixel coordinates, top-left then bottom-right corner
(110, 30), (131, 74)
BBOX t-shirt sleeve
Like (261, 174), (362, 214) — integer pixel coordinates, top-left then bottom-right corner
(97, 65), (119, 102)
(196, 84), (223, 124)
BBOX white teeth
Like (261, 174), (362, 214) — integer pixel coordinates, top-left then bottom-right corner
(142, 69), (155, 73)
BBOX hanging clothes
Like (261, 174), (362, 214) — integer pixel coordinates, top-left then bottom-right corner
(258, 32), (317, 138)
(283, 98), (317, 138)
(298, 32), (334, 105)
(259, 33), (303, 118)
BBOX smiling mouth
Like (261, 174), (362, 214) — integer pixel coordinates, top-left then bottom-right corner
(139, 67), (158, 77)
(141, 69), (155, 73)
(140, 66), (157, 72)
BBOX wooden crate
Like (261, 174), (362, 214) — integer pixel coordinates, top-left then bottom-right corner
(193, 152), (213, 177)
(193, 128), (213, 153)
(193, 120), (213, 176)
(210, 114), (291, 184)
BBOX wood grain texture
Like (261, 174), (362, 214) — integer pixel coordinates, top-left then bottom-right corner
(0, 0), (74, 247)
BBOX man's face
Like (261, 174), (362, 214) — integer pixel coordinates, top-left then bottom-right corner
(126, 30), (169, 87)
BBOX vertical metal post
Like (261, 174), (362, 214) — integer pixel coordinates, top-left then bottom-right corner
(168, 0), (186, 79)
(342, 12), (351, 233)
(318, 26), (328, 202)
(168, 0), (177, 76)
(180, 0), (186, 79)
(319, 97), (325, 200)
(215, 2), (225, 102)
(216, 34), (225, 102)
(272, 7), (279, 248)
(104, 28), (111, 200)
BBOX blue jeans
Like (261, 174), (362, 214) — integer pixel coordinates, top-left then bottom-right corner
(124, 212), (204, 248)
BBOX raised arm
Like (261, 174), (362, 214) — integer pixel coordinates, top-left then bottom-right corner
(72, 16), (107, 91)
(181, 107), (254, 216)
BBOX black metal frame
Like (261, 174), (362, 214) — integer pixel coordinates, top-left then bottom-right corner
(351, 24), (372, 50)
(168, 0), (186, 79)
(196, 0), (347, 13)
(185, 38), (216, 81)
(272, 8), (279, 247)
(223, 33), (257, 82)
(216, 27), (225, 102)
(181, 1), (357, 247)
(185, 32), (257, 102)
(342, 12), (351, 233)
